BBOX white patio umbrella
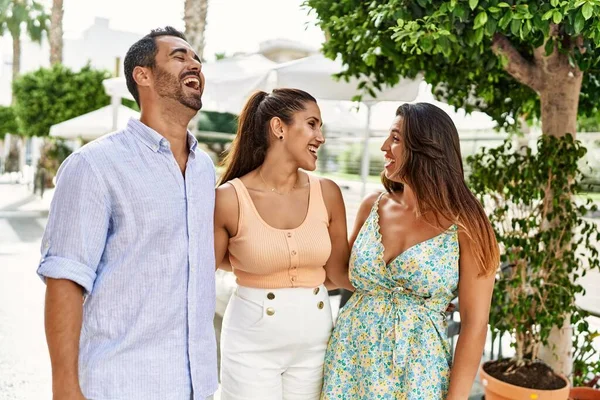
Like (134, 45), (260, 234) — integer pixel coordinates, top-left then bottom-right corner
(49, 104), (140, 140)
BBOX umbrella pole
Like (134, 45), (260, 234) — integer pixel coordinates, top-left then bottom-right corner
(360, 103), (373, 199)
(111, 95), (121, 131)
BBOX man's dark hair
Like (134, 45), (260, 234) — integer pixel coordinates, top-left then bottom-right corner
(124, 26), (187, 107)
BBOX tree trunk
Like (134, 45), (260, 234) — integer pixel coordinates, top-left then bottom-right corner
(49, 0), (64, 65)
(12, 33), (21, 85)
(539, 66), (582, 138)
(539, 318), (573, 379)
(184, 0), (209, 60)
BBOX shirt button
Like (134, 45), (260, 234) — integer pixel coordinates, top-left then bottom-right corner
(291, 250), (297, 256)
(287, 232), (292, 238)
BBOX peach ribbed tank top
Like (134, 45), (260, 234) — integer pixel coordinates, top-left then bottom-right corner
(227, 174), (332, 289)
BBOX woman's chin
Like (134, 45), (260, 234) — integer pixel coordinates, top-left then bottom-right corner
(301, 160), (318, 172)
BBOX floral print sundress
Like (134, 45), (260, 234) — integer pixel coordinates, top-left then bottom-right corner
(321, 193), (459, 399)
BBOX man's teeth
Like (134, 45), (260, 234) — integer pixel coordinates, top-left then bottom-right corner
(183, 77), (199, 88)
(308, 146), (318, 154)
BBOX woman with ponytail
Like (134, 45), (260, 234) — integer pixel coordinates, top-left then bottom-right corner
(321, 103), (499, 400)
(214, 88), (353, 400)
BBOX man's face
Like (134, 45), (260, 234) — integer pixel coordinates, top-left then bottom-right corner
(151, 36), (205, 111)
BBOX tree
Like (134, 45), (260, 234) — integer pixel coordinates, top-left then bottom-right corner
(184, 0), (209, 59)
(49, 0), (63, 65)
(307, 0), (600, 377)
(0, 0), (49, 83)
(11, 64), (111, 137)
(0, 106), (18, 139)
(306, 0), (600, 138)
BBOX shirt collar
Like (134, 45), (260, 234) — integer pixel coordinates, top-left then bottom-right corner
(128, 118), (198, 156)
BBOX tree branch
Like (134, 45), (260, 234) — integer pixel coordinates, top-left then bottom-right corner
(492, 33), (543, 93)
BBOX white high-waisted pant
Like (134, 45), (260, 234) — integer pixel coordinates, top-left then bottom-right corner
(220, 284), (333, 400)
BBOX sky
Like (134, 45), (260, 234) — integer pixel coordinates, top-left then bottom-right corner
(40, 0), (326, 61)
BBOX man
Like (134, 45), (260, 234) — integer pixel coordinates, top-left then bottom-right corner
(37, 27), (217, 400)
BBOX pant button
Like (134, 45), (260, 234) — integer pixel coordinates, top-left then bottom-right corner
(267, 292), (275, 300)
(313, 287), (320, 295)
(317, 301), (324, 309)
(266, 307), (275, 316)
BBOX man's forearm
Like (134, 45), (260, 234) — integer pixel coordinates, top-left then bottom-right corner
(45, 278), (85, 397)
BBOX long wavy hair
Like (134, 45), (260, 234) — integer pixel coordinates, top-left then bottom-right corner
(383, 103), (499, 276)
(218, 88), (317, 185)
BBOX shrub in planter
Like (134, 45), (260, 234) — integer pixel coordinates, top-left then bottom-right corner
(468, 135), (600, 397)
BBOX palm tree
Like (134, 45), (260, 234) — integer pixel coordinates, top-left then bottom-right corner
(0, 0), (50, 83)
(49, 0), (63, 65)
(183, 0), (208, 60)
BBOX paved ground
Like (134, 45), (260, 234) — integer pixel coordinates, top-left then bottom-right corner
(0, 180), (598, 399)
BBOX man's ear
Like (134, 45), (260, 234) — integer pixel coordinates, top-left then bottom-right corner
(133, 66), (151, 88)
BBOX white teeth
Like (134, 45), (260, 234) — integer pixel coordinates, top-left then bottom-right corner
(384, 156), (395, 164)
(308, 145), (318, 153)
(183, 77), (199, 88)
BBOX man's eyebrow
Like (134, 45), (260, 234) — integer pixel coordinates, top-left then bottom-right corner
(169, 48), (201, 63)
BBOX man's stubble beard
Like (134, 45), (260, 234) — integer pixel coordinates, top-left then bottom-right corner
(154, 66), (202, 111)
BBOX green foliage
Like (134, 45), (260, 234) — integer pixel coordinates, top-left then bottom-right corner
(578, 114), (600, 133)
(0, 0), (49, 43)
(306, 0), (600, 131)
(36, 139), (72, 188)
(122, 98), (140, 112)
(338, 144), (384, 176)
(467, 135), (600, 366)
(196, 111), (237, 161)
(0, 106), (18, 139)
(12, 64), (111, 137)
(197, 110), (237, 134)
(571, 314), (600, 387)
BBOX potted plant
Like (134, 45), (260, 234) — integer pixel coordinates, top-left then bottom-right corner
(467, 135), (600, 399)
(570, 317), (600, 399)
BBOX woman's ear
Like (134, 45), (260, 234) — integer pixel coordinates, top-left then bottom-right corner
(269, 117), (285, 141)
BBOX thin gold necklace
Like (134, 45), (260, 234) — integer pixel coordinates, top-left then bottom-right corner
(259, 168), (298, 195)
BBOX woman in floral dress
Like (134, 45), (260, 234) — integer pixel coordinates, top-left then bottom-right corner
(321, 103), (499, 399)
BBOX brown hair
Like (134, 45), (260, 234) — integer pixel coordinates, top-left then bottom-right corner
(382, 103), (499, 276)
(218, 88), (317, 185)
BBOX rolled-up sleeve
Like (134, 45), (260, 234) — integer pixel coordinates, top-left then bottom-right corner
(37, 153), (111, 295)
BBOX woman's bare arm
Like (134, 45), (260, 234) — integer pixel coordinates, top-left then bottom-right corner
(320, 178), (353, 291)
(214, 184), (238, 271)
(446, 231), (495, 399)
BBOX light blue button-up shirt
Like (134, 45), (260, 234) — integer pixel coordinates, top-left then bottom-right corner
(37, 118), (218, 400)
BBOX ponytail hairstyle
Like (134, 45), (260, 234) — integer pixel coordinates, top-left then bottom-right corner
(218, 88), (317, 185)
(382, 103), (500, 276)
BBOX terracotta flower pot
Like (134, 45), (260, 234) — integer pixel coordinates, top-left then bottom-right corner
(570, 387), (600, 400)
(479, 362), (570, 400)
